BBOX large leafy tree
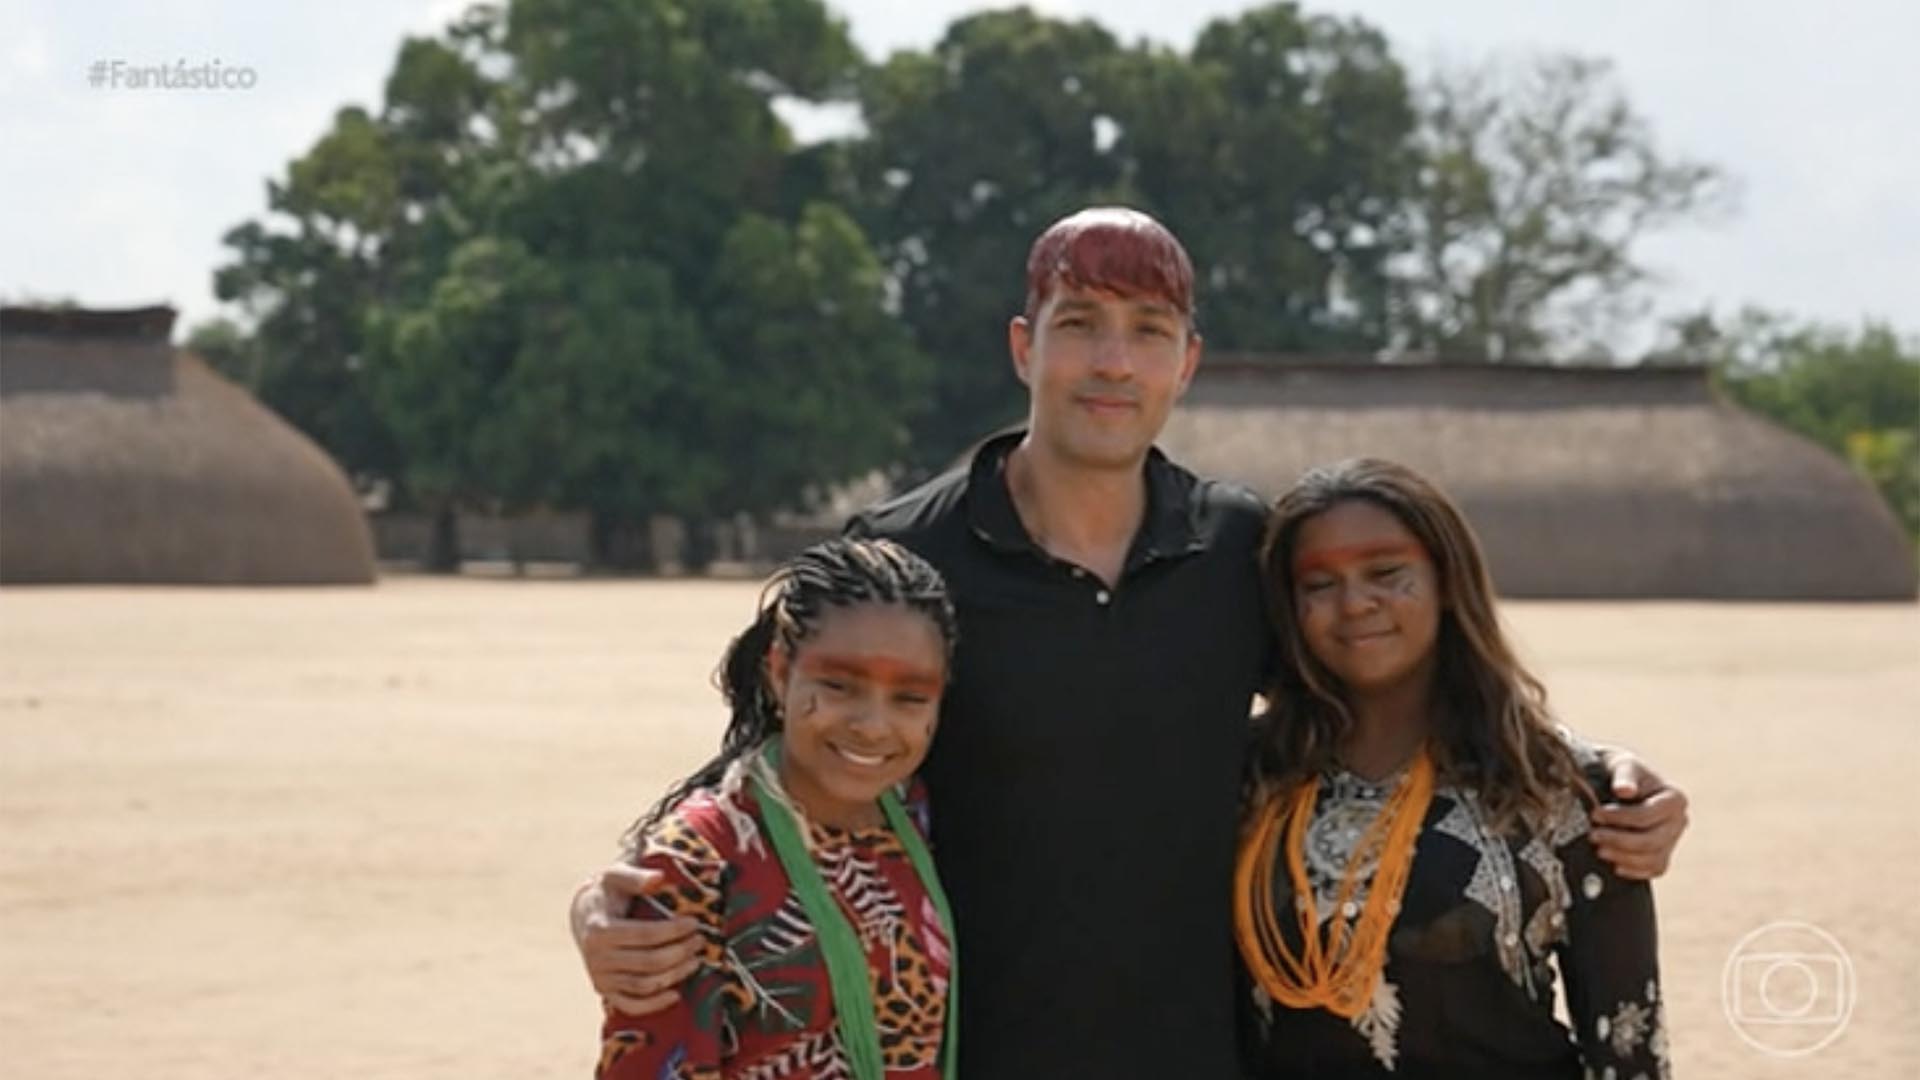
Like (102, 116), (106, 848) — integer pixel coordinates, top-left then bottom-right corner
(703, 204), (930, 516)
(205, 1), (1745, 562)
(211, 104), (407, 492)
(211, 0), (928, 568)
(500, 0), (860, 274)
(211, 11), (511, 502)
(1122, 5), (1416, 356)
(851, 8), (1134, 467)
(1395, 54), (1727, 361)
(488, 0), (924, 560)
(363, 236), (721, 566)
(851, 4), (1419, 467)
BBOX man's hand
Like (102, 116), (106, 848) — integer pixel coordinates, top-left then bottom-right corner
(1590, 749), (1690, 880)
(571, 863), (705, 1015)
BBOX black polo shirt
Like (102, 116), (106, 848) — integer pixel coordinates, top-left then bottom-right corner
(847, 430), (1273, 1078)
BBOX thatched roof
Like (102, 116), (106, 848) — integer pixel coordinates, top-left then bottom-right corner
(1156, 358), (1915, 600)
(1, 305), (375, 584)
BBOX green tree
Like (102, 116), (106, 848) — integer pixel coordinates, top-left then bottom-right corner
(211, 105), (406, 492)
(851, 4), (1419, 466)
(492, 0), (922, 563)
(210, 15), (511, 500)
(704, 204), (931, 516)
(1397, 55), (1728, 361)
(851, 8), (1133, 467)
(1123, 4), (1416, 355)
(361, 236), (542, 568)
(501, 0), (861, 285)
(214, 0), (929, 569)
(365, 236), (722, 568)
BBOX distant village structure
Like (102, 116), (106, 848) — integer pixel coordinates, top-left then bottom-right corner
(0, 305), (375, 584)
(1158, 358), (1917, 600)
(2, 306), (1908, 599)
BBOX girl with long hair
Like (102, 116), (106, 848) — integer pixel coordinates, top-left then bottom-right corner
(597, 538), (960, 1080)
(1235, 459), (1669, 1078)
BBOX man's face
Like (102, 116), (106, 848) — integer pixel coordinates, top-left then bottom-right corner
(1010, 284), (1201, 470)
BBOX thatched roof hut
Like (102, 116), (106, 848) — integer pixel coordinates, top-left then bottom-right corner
(1157, 358), (1916, 600)
(0, 305), (375, 584)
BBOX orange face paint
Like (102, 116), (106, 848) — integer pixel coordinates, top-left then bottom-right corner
(797, 653), (946, 696)
(1293, 541), (1428, 579)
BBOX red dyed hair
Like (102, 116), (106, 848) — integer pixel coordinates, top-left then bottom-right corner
(1023, 207), (1196, 323)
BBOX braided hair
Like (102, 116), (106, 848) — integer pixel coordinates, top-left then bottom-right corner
(627, 537), (957, 849)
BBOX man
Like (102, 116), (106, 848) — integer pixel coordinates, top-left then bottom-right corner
(572, 208), (1689, 1077)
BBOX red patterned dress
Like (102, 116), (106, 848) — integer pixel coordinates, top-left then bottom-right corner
(597, 777), (952, 1080)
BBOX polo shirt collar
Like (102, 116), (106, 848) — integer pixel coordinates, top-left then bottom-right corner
(964, 429), (1211, 565)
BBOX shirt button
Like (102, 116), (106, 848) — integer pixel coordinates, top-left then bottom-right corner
(1071, 567), (1087, 579)
(1095, 589), (1111, 605)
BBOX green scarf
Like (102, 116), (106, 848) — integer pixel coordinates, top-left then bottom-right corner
(751, 745), (959, 1080)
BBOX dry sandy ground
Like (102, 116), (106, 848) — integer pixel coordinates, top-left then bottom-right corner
(1, 578), (1915, 1079)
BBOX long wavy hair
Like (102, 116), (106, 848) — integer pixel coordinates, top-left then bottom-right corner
(1253, 458), (1592, 831)
(624, 537), (957, 852)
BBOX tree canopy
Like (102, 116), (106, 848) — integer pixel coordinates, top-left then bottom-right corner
(207, 1), (1904, 566)
(213, 0), (925, 566)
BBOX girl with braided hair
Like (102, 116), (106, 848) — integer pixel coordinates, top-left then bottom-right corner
(597, 538), (961, 1080)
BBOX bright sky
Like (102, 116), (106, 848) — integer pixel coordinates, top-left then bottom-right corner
(3, 0), (1915, 351)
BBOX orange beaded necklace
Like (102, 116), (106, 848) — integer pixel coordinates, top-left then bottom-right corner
(1233, 749), (1436, 1019)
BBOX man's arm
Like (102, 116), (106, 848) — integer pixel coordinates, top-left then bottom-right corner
(1589, 748), (1690, 880)
(571, 863), (706, 1015)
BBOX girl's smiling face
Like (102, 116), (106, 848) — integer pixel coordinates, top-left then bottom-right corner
(769, 602), (948, 827)
(1290, 499), (1443, 697)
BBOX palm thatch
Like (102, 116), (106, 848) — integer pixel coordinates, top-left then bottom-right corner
(1157, 358), (1916, 600)
(1, 305), (375, 584)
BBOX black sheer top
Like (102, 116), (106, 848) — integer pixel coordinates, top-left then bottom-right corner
(1242, 755), (1670, 1080)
